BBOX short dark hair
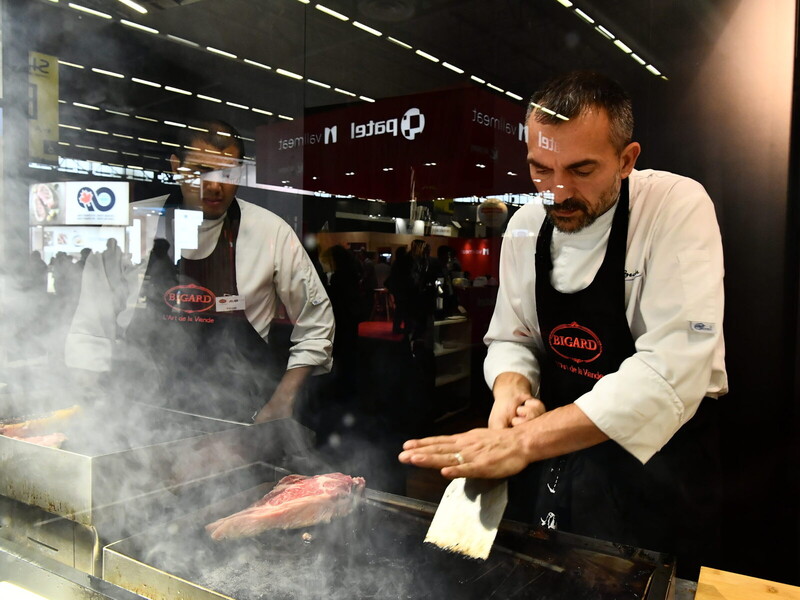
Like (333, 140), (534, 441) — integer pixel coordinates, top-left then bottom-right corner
(526, 71), (633, 152)
(174, 119), (245, 162)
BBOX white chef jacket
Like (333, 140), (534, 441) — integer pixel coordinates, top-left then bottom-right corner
(66, 196), (334, 375)
(483, 169), (728, 463)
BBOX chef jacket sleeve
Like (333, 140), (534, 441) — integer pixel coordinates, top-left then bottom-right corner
(272, 224), (335, 375)
(64, 252), (141, 372)
(574, 178), (725, 463)
(483, 217), (544, 396)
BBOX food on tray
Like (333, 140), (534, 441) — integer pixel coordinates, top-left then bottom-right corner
(2, 432), (67, 448)
(206, 473), (366, 540)
(0, 405), (81, 437)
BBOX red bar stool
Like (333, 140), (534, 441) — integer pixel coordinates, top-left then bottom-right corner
(370, 288), (393, 321)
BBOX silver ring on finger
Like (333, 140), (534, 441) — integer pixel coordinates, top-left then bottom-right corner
(453, 452), (465, 465)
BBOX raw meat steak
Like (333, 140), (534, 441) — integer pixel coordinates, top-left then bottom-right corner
(2, 432), (67, 448)
(206, 473), (366, 540)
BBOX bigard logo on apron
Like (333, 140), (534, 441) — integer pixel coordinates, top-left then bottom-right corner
(548, 322), (603, 363)
(164, 284), (216, 313)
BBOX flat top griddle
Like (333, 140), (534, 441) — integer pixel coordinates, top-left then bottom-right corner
(106, 482), (674, 600)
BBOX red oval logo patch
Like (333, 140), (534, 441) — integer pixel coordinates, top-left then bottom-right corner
(164, 284), (216, 313)
(548, 322), (603, 364)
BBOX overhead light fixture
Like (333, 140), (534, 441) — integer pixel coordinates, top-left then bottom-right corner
(315, 4), (349, 21)
(68, 3), (112, 19)
(595, 25), (614, 39)
(443, 62), (464, 74)
(131, 77), (161, 87)
(116, 0), (147, 14)
(387, 37), (411, 49)
(415, 50), (439, 63)
(164, 85), (192, 95)
(244, 58), (271, 70)
(353, 21), (381, 36)
(614, 40), (632, 53)
(166, 34), (199, 48)
(207, 47), (238, 59)
(197, 94), (221, 103)
(120, 19), (158, 34)
(574, 8), (594, 24)
(276, 68), (303, 80)
(92, 67), (125, 78)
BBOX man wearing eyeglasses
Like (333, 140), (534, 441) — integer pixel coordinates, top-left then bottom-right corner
(67, 120), (334, 424)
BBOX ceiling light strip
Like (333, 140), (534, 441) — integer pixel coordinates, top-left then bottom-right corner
(68, 3), (111, 19)
(415, 49), (439, 63)
(244, 58), (271, 70)
(387, 37), (412, 49)
(276, 68), (303, 80)
(553, 0), (665, 78)
(207, 47), (238, 59)
(116, 0), (148, 15)
(91, 68), (125, 78)
(353, 21), (381, 36)
(120, 19), (158, 34)
(315, 4), (348, 21)
(131, 77), (161, 87)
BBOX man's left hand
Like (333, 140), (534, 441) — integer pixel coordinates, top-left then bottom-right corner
(252, 396), (293, 423)
(252, 365), (313, 424)
(398, 427), (531, 479)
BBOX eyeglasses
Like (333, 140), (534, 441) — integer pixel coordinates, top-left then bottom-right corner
(176, 162), (243, 186)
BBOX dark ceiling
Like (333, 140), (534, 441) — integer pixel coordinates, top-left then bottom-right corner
(15, 0), (738, 190)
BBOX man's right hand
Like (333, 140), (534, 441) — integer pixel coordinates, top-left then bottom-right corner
(488, 372), (545, 429)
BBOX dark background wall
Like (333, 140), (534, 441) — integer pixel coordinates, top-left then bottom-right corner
(636, 2), (798, 581)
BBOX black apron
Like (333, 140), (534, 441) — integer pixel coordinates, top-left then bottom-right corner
(123, 199), (277, 422)
(507, 179), (721, 577)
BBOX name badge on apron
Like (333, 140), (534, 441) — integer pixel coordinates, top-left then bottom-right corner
(216, 294), (245, 312)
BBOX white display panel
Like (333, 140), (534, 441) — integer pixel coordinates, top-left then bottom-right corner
(29, 181), (130, 226)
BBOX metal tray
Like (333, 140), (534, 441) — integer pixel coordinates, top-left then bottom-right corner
(0, 401), (312, 529)
(104, 481), (675, 600)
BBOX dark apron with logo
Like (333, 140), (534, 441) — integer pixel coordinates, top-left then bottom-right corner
(123, 199), (277, 422)
(507, 179), (721, 577)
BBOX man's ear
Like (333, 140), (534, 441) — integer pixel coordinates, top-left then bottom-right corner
(619, 142), (641, 178)
(169, 154), (181, 174)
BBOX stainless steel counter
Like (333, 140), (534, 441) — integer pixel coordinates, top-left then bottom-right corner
(0, 537), (146, 600)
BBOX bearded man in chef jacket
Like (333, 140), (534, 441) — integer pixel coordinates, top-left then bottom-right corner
(66, 120), (334, 424)
(399, 71), (727, 578)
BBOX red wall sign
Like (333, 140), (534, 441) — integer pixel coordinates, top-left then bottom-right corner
(256, 87), (531, 202)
